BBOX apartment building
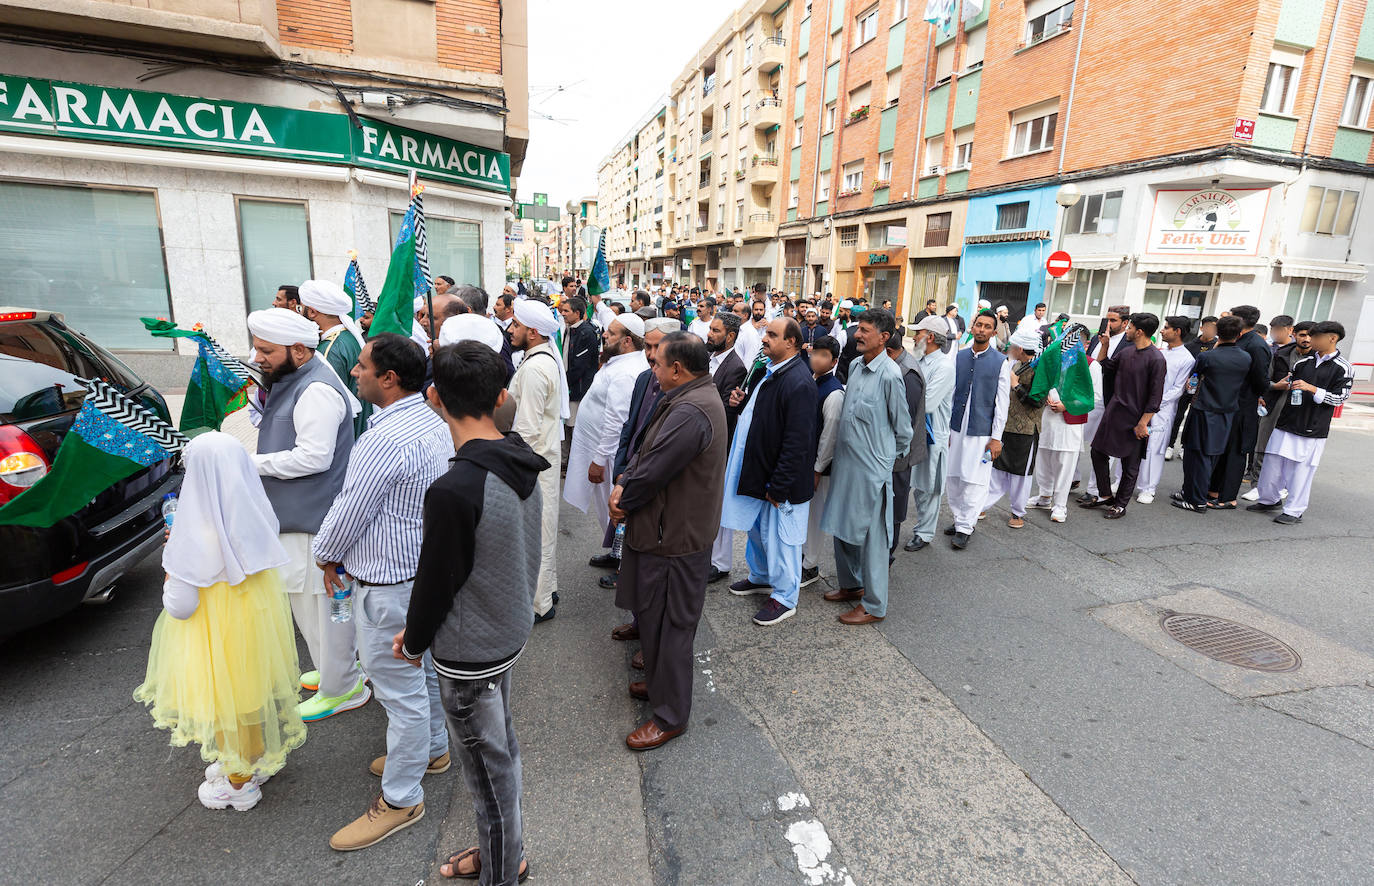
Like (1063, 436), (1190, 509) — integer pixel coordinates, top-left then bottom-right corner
(604, 0), (1374, 376)
(0, 0), (527, 382)
(596, 98), (672, 286)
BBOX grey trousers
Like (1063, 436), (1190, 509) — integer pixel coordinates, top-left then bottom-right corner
(1247, 404), (1283, 484)
(438, 670), (524, 886)
(355, 580), (449, 808)
(834, 501), (892, 618)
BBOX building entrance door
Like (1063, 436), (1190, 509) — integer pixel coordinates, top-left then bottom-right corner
(1142, 273), (1217, 324)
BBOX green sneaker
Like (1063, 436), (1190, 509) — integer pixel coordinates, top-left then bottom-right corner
(300, 670), (321, 691)
(298, 680), (372, 722)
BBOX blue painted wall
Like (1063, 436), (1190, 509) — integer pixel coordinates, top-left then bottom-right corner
(955, 184), (1061, 318)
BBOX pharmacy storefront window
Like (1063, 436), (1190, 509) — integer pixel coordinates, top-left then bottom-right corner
(391, 213), (483, 289)
(0, 181), (172, 350)
(237, 198), (313, 313)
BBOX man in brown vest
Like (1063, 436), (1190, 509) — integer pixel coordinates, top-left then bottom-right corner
(609, 332), (729, 751)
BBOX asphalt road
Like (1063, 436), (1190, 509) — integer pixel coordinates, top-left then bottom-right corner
(3, 425), (1373, 886)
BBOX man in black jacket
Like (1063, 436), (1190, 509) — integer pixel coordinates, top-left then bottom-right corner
(1173, 316), (1253, 512)
(1243, 315), (1302, 498)
(558, 294), (600, 433)
(1247, 320), (1354, 524)
(719, 318), (818, 626)
(1208, 304), (1271, 508)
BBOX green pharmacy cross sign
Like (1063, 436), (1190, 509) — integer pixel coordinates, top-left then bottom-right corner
(0, 74), (511, 194)
(516, 192), (561, 233)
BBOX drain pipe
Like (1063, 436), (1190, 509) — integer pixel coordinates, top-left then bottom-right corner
(807, 0), (835, 297)
(908, 26), (935, 199)
(1057, 0), (1090, 173)
(1301, 0), (1344, 155)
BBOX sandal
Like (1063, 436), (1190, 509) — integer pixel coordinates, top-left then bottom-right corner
(1206, 500), (1237, 510)
(441, 847), (530, 882)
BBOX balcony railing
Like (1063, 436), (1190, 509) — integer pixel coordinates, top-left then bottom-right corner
(700, 128), (713, 142)
(749, 212), (776, 223)
(752, 155), (779, 167)
(696, 223), (710, 232)
(924, 228), (951, 247)
(698, 176), (710, 188)
(763, 36), (787, 47)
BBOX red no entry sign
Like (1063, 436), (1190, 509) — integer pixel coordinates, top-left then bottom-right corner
(1046, 250), (1072, 278)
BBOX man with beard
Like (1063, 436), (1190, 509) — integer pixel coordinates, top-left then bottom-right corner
(299, 279), (369, 437)
(248, 308), (368, 722)
(688, 297), (715, 342)
(705, 311), (747, 583)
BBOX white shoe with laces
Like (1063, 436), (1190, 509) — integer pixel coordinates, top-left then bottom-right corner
(1027, 497), (1053, 510)
(1137, 492), (1155, 504)
(198, 775), (262, 811)
(205, 762), (269, 786)
(1241, 488), (1261, 502)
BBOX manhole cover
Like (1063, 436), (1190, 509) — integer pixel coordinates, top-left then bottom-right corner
(1158, 611), (1301, 672)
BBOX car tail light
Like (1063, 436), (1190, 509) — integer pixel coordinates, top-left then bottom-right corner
(52, 562), (89, 583)
(0, 310), (37, 322)
(0, 426), (50, 503)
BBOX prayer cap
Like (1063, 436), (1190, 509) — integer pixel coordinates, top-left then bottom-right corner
(644, 317), (680, 335)
(438, 314), (503, 352)
(615, 312), (646, 339)
(247, 308), (320, 347)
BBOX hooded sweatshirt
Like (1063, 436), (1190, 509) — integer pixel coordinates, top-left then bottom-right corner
(403, 433), (550, 680)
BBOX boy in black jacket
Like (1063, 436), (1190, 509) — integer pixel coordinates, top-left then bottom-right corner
(395, 341), (548, 882)
(1247, 321), (1354, 524)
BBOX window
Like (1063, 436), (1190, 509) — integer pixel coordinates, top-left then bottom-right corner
(855, 5), (879, 46)
(239, 198), (315, 316)
(721, 104), (730, 128)
(825, 103), (837, 131)
(390, 211), (481, 289)
(838, 225), (859, 247)
(723, 50), (734, 81)
(1010, 100), (1058, 155)
(1063, 189), (1122, 234)
(744, 41), (753, 67)
(878, 151), (894, 182)
(742, 97), (751, 124)
(1261, 50), (1302, 115)
(936, 42), (955, 81)
(788, 184), (800, 209)
(1284, 278), (1337, 321)
(818, 171), (831, 201)
(924, 211), (952, 247)
(794, 120), (805, 145)
(1299, 186), (1358, 235)
(924, 135), (944, 174)
(738, 149), (748, 173)
(842, 160), (864, 193)
(963, 24), (987, 69)
(895, 0), (909, 21)
(1051, 268), (1108, 315)
(870, 223), (904, 247)
(0, 182), (174, 350)
(952, 126), (973, 169)
(1025, 1), (1073, 45)
(996, 201), (1030, 230)
(886, 68), (902, 105)
(736, 199), (745, 228)
(830, 31), (843, 60)
(1342, 72), (1373, 127)
(717, 201), (725, 229)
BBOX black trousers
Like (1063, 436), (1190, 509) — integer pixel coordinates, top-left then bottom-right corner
(890, 467), (912, 552)
(1092, 444), (1144, 508)
(1209, 407), (1258, 501)
(620, 547), (709, 732)
(1182, 408), (1233, 505)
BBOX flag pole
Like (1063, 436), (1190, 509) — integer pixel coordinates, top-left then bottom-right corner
(409, 170), (437, 344)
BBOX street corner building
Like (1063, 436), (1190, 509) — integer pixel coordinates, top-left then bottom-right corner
(595, 0), (1374, 385)
(0, 0), (529, 386)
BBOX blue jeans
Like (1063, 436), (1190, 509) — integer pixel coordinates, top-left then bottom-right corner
(745, 500), (808, 609)
(355, 579), (449, 808)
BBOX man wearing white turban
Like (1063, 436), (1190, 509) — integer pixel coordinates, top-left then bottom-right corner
(247, 307), (370, 723)
(509, 298), (568, 622)
(300, 279), (369, 437)
(979, 327), (1044, 529)
(564, 314), (649, 548)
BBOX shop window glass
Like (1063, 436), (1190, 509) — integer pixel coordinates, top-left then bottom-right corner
(239, 199), (312, 314)
(390, 212), (483, 290)
(0, 182), (172, 350)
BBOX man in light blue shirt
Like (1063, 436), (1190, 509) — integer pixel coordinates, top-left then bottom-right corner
(905, 316), (956, 551)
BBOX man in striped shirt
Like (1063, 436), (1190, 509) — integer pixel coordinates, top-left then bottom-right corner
(313, 333), (455, 852)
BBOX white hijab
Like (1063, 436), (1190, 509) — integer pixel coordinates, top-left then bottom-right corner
(162, 432), (288, 589)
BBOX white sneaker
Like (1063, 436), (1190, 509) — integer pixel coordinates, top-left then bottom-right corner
(1027, 497), (1054, 510)
(1137, 492), (1155, 504)
(1164, 446), (1174, 461)
(1241, 488), (1261, 502)
(198, 775), (262, 811)
(205, 762), (269, 786)
(1051, 511), (1066, 523)
(1280, 488), (1289, 499)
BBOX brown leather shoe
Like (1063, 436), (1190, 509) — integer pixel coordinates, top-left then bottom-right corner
(611, 623), (639, 641)
(628, 680), (648, 700)
(823, 586), (863, 602)
(838, 604), (883, 625)
(631, 649), (644, 670)
(626, 719), (684, 751)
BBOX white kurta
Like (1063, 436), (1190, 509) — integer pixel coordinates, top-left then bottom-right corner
(688, 317), (712, 342)
(1139, 344), (1196, 494)
(734, 320), (762, 365)
(563, 350), (649, 526)
(947, 356), (1011, 485)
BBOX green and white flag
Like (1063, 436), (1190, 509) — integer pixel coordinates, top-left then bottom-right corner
(370, 182), (433, 339)
(141, 318), (253, 434)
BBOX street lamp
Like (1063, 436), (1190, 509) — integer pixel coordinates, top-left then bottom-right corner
(1052, 183), (1083, 313)
(733, 236), (743, 296)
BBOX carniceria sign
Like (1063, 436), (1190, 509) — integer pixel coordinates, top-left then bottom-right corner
(0, 74), (510, 194)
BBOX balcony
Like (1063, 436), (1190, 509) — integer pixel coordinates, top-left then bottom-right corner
(759, 36), (787, 73)
(0, 0), (283, 57)
(753, 98), (783, 130)
(698, 175), (711, 189)
(703, 76), (717, 98)
(701, 128), (714, 143)
(751, 155), (779, 185)
(745, 212), (777, 238)
(696, 223), (710, 233)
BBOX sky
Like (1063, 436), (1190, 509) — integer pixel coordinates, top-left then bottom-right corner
(516, 0), (743, 214)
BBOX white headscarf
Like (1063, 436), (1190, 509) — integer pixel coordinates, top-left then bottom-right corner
(162, 432), (288, 589)
(299, 279), (365, 349)
(513, 299), (560, 337)
(247, 308), (319, 347)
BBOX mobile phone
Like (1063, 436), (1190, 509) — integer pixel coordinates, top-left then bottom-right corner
(1097, 317), (1109, 336)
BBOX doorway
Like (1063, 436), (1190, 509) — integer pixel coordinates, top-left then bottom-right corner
(1142, 272), (1216, 324)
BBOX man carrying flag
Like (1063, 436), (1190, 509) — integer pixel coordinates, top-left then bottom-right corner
(300, 279), (371, 437)
(1028, 322), (1095, 522)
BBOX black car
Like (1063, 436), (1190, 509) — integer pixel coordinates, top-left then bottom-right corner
(0, 308), (180, 636)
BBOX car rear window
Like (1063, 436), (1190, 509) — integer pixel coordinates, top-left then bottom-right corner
(0, 321), (136, 420)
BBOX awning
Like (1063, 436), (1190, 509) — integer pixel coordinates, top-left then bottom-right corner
(1072, 253), (1129, 270)
(1134, 255), (1271, 276)
(1276, 256), (1367, 282)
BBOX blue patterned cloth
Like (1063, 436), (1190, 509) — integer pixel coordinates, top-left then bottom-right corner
(191, 337), (246, 393)
(73, 399), (171, 466)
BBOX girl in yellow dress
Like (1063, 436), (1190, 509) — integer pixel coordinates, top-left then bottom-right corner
(134, 431), (307, 811)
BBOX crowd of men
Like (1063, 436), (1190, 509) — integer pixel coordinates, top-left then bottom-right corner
(242, 274), (1354, 880)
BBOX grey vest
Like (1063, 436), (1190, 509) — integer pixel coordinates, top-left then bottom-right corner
(257, 355), (354, 533)
(952, 346), (1005, 437)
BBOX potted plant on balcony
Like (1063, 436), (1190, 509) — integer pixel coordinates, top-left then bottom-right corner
(846, 104), (871, 124)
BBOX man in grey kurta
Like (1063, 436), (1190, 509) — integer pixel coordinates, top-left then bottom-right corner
(820, 312), (913, 625)
(906, 317), (957, 551)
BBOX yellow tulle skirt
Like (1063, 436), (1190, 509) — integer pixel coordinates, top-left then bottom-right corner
(133, 569), (307, 777)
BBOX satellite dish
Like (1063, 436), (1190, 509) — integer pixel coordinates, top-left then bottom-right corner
(579, 225), (601, 248)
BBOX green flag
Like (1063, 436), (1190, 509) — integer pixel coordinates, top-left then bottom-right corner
(1029, 324), (1094, 416)
(141, 318), (252, 434)
(587, 229), (610, 297)
(0, 379), (187, 528)
(371, 185), (433, 339)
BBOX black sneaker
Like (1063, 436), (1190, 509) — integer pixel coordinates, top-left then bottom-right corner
(588, 553), (620, 569)
(729, 579), (772, 596)
(800, 566), (820, 587)
(707, 568), (730, 584)
(598, 574), (618, 589)
(1171, 499), (1205, 513)
(1273, 513), (1302, 525)
(1246, 501), (1282, 512)
(942, 524), (957, 536)
(1170, 491), (1185, 503)
(952, 531), (971, 550)
(752, 599), (795, 626)
(533, 607), (556, 625)
(904, 536), (928, 552)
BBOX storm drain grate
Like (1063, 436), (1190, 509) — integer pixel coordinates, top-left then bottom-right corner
(1158, 610), (1302, 672)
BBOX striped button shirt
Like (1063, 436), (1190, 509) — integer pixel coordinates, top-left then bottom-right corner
(313, 392), (453, 584)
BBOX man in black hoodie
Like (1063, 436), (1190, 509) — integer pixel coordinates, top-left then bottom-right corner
(395, 341), (548, 883)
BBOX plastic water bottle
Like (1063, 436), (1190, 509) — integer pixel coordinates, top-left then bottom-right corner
(1290, 386), (1302, 407)
(981, 450), (992, 464)
(610, 523), (625, 559)
(329, 566), (352, 623)
(1186, 373), (1199, 396)
(1257, 402), (1268, 417)
(160, 493), (178, 527)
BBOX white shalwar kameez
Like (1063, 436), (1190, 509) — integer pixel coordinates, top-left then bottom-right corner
(1032, 390), (1084, 520)
(1137, 344), (1196, 496)
(1256, 428), (1325, 518)
(944, 357), (1010, 535)
(563, 350), (649, 532)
